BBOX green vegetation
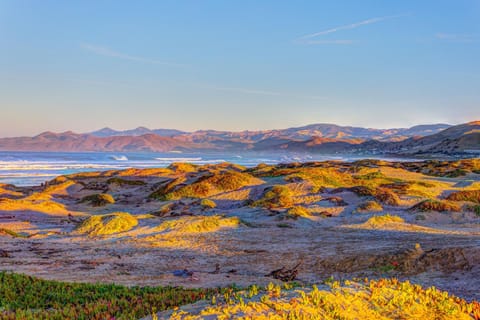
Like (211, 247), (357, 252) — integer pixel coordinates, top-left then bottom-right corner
(253, 185), (294, 208)
(163, 170), (261, 200)
(74, 212), (138, 236)
(168, 279), (480, 319)
(79, 193), (115, 207)
(200, 198), (216, 209)
(399, 158), (480, 177)
(155, 215), (240, 234)
(411, 199), (461, 213)
(466, 204), (480, 216)
(106, 177), (146, 186)
(0, 271), (215, 320)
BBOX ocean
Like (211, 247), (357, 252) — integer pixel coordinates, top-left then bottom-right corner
(0, 151), (415, 187)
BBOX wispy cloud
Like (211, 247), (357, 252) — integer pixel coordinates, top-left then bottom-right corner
(296, 14), (406, 45)
(80, 43), (186, 67)
(206, 85), (327, 100)
(435, 33), (476, 43)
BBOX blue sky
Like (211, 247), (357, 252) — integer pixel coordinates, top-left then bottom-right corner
(1, 0), (479, 136)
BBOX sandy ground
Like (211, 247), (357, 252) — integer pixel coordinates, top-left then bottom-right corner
(1, 161), (480, 302)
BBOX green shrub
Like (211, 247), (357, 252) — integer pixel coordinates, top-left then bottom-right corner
(74, 212), (138, 236)
(79, 193), (115, 207)
(253, 185), (293, 208)
(0, 271), (215, 319)
(106, 177), (146, 186)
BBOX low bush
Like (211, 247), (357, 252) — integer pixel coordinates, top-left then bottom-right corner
(446, 190), (480, 203)
(79, 193), (115, 207)
(253, 185), (294, 208)
(74, 212), (138, 236)
(410, 199), (461, 213)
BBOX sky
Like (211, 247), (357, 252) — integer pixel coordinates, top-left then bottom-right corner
(1, 0), (479, 137)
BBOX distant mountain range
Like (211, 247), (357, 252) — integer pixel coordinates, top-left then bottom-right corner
(0, 122), (478, 156)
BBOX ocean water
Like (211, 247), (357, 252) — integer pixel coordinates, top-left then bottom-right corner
(0, 151), (322, 186)
(0, 151), (414, 187)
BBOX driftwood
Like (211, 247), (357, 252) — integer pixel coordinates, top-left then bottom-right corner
(266, 262), (301, 281)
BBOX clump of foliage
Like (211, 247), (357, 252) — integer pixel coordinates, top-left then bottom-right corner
(168, 279), (480, 319)
(155, 215), (240, 234)
(79, 193), (115, 207)
(355, 171), (386, 180)
(168, 162), (198, 173)
(0, 271), (215, 320)
(411, 199), (461, 213)
(253, 185), (294, 208)
(148, 177), (187, 200)
(164, 170), (262, 200)
(286, 206), (311, 219)
(356, 200), (383, 213)
(74, 212), (138, 236)
(446, 190), (480, 203)
(364, 214), (405, 226)
(106, 177), (146, 186)
(200, 199), (216, 209)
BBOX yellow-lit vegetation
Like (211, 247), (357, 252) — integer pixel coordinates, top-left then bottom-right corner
(200, 198), (216, 209)
(0, 197), (67, 215)
(74, 212), (138, 236)
(363, 214), (405, 226)
(253, 185), (294, 208)
(168, 162), (198, 173)
(155, 215), (240, 234)
(165, 170), (262, 200)
(169, 279), (480, 319)
(286, 206), (311, 219)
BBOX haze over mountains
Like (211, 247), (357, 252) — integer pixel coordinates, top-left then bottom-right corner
(0, 122), (478, 156)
